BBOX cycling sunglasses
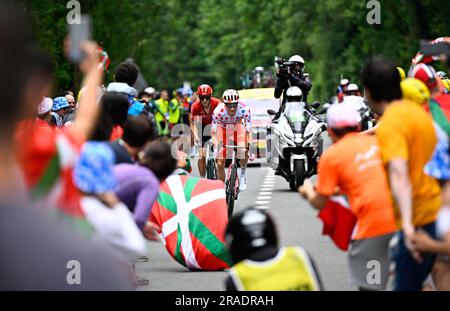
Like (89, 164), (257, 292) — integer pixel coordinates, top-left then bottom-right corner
(225, 102), (238, 108)
(199, 95), (211, 101)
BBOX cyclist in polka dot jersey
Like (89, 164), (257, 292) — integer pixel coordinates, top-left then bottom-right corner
(212, 89), (253, 191)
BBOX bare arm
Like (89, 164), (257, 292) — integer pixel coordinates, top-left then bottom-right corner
(388, 159), (413, 231)
(71, 42), (103, 143)
(388, 159), (421, 261)
(299, 179), (329, 210)
(413, 230), (450, 257)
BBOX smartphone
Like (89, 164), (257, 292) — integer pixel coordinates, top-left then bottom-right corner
(68, 15), (92, 63)
(420, 40), (450, 56)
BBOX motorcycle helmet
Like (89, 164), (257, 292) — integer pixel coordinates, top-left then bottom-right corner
(289, 55), (305, 72)
(340, 78), (350, 86)
(289, 55), (305, 65)
(401, 78), (430, 105)
(225, 207), (278, 265)
(347, 83), (359, 92)
(222, 89), (240, 104)
(286, 86), (303, 102)
(346, 83), (359, 95)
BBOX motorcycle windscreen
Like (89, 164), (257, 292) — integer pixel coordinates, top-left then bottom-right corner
(284, 101), (305, 132)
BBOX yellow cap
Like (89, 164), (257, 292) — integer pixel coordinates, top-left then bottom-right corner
(442, 79), (450, 91)
(401, 78), (430, 105)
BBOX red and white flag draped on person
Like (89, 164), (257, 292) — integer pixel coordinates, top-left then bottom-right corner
(149, 175), (231, 271)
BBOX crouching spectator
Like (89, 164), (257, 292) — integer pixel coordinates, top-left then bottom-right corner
(114, 141), (176, 232)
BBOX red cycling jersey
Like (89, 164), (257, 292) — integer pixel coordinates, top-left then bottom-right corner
(190, 97), (221, 125)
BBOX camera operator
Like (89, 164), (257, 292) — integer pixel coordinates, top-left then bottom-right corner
(274, 55), (312, 112)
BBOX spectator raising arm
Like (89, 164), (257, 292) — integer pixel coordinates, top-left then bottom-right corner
(71, 41), (104, 144)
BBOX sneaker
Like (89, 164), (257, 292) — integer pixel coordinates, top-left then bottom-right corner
(239, 175), (247, 191)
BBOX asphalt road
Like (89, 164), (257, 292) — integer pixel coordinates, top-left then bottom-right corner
(136, 134), (353, 291)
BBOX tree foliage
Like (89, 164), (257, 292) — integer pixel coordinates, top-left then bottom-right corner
(22, 0), (450, 101)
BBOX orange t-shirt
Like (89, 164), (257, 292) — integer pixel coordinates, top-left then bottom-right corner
(316, 133), (397, 240)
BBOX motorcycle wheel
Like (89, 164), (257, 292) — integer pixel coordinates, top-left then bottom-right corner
(289, 159), (305, 191)
(206, 158), (217, 180)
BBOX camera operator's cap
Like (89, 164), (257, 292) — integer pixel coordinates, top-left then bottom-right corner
(38, 97), (53, 115)
(408, 63), (438, 91)
(327, 103), (361, 129)
(52, 97), (69, 111)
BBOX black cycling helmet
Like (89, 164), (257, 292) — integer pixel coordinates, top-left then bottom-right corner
(225, 207), (278, 265)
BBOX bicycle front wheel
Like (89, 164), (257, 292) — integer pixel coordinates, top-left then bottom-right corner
(226, 165), (238, 218)
(206, 158), (217, 180)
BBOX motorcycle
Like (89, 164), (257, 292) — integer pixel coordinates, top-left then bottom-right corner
(267, 101), (327, 191)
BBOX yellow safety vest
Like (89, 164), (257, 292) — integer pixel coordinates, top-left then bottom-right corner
(229, 247), (320, 291)
(154, 98), (169, 122)
(169, 98), (181, 124)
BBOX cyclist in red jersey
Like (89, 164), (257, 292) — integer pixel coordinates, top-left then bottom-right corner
(190, 84), (221, 177)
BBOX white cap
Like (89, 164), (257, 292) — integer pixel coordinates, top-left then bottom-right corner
(144, 87), (156, 95)
(326, 103), (361, 129)
(38, 97), (53, 115)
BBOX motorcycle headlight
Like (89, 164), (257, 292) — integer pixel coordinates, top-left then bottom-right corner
(294, 134), (303, 144)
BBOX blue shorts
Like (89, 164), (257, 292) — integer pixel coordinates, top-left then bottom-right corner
(390, 222), (437, 291)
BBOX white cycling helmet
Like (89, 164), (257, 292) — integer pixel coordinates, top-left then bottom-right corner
(347, 83), (359, 92)
(222, 89), (240, 104)
(289, 55), (305, 65)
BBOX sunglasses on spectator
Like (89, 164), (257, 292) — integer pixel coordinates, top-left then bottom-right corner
(200, 95), (211, 101)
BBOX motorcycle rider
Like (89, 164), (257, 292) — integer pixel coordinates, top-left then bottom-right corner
(345, 83), (361, 97)
(270, 86), (324, 183)
(274, 55), (312, 117)
(337, 79), (350, 103)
